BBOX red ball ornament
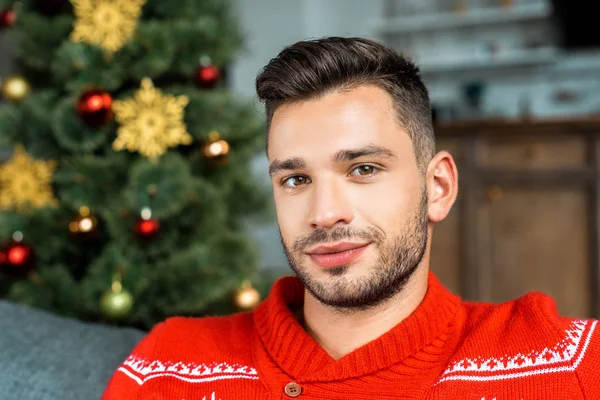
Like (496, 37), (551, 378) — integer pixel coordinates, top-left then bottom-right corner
(135, 219), (160, 239)
(77, 89), (113, 127)
(194, 64), (220, 89)
(0, 9), (16, 29)
(2, 241), (35, 275)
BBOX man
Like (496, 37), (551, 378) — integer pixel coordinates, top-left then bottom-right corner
(102, 37), (600, 399)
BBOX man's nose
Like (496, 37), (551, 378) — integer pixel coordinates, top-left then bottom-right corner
(307, 178), (354, 230)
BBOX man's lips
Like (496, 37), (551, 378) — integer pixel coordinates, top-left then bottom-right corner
(307, 242), (371, 268)
(307, 241), (370, 254)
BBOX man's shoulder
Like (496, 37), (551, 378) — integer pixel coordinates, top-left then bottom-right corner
(163, 311), (255, 337)
(114, 312), (259, 387)
(461, 289), (568, 334)
(437, 290), (598, 385)
(458, 290), (595, 356)
(155, 311), (255, 350)
(128, 311), (256, 361)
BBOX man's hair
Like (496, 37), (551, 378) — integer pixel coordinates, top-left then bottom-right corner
(255, 36), (435, 172)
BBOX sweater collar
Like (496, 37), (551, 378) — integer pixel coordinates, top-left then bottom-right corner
(254, 271), (461, 381)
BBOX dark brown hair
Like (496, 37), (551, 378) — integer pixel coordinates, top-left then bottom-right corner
(255, 37), (435, 172)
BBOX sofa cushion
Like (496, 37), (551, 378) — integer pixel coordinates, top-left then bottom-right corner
(0, 301), (145, 400)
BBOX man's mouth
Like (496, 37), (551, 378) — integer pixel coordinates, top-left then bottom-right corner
(307, 242), (371, 269)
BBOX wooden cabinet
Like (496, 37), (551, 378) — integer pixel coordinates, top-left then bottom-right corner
(430, 118), (600, 318)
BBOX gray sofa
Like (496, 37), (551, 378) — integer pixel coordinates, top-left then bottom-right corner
(0, 301), (145, 400)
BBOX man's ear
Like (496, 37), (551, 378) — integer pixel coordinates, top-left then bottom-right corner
(426, 151), (459, 223)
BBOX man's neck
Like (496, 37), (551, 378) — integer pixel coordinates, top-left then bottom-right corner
(297, 266), (429, 360)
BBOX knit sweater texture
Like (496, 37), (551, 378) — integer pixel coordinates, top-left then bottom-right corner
(102, 273), (600, 399)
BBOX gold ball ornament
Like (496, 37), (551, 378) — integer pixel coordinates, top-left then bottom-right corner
(202, 131), (230, 166)
(69, 206), (99, 238)
(234, 281), (261, 311)
(101, 279), (134, 319)
(1, 75), (31, 103)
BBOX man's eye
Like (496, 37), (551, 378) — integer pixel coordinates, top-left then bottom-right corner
(350, 165), (379, 177)
(282, 175), (311, 188)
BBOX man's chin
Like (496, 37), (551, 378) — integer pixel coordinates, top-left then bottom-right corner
(296, 269), (366, 301)
(303, 280), (378, 311)
(294, 262), (420, 311)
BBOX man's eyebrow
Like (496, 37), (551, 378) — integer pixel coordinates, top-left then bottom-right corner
(269, 157), (306, 177)
(332, 144), (397, 163)
(268, 145), (396, 177)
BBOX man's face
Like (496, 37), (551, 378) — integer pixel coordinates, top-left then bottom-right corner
(268, 85), (429, 311)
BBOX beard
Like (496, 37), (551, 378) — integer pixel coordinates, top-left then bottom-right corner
(281, 188), (429, 312)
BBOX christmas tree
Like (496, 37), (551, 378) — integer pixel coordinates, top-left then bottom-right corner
(0, 0), (272, 330)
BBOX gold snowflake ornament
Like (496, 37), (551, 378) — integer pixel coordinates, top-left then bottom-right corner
(112, 78), (193, 160)
(70, 0), (146, 53)
(0, 146), (58, 211)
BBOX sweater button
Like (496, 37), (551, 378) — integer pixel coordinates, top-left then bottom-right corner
(284, 382), (302, 397)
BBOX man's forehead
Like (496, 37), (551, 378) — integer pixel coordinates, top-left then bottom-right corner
(268, 86), (399, 153)
(271, 85), (395, 128)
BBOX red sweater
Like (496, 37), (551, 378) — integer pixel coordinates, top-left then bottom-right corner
(102, 273), (600, 399)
